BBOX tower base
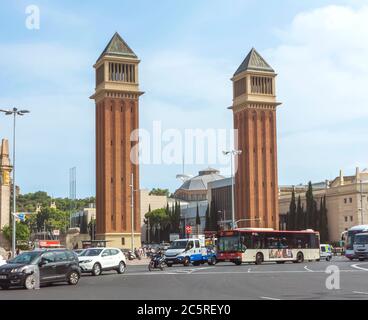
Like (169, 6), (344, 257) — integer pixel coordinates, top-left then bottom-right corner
(96, 233), (141, 249)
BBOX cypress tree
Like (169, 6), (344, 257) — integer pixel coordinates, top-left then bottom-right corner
(195, 203), (201, 235)
(296, 195), (303, 230)
(305, 182), (314, 229)
(204, 204), (210, 231)
(288, 189), (296, 230)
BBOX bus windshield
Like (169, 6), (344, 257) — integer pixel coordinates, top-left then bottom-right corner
(218, 236), (240, 252)
(355, 234), (368, 245)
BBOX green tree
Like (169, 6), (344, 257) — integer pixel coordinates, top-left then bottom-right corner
(204, 204), (210, 231)
(149, 188), (170, 197)
(305, 182), (314, 229)
(287, 189), (296, 230)
(320, 196), (329, 242)
(296, 195), (303, 230)
(2, 222), (30, 245)
(209, 201), (218, 231)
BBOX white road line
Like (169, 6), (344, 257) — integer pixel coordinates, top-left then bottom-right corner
(351, 263), (368, 271)
(260, 296), (281, 300)
(353, 291), (368, 295)
(248, 268), (251, 273)
(304, 266), (314, 272)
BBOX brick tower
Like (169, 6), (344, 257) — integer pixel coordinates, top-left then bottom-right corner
(91, 33), (143, 248)
(231, 48), (281, 229)
(0, 139), (12, 247)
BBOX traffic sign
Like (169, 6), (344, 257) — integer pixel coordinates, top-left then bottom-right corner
(17, 213), (25, 222)
(52, 230), (60, 236)
(185, 225), (192, 234)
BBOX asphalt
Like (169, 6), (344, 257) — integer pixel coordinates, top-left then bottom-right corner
(1, 256), (368, 300)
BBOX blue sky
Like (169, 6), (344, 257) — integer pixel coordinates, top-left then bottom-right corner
(1, 0), (368, 198)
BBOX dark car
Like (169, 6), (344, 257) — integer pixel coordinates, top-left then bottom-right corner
(0, 249), (81, 290)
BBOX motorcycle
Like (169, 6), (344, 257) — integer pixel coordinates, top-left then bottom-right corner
(127, 250), (136, 260)
(148, 252), (166, 271)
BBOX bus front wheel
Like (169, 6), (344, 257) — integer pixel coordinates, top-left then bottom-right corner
(255, 253), (263, 265)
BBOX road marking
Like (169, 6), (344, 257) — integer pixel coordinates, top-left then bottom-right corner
(304, 266), (314, 272)
(351, 263), (368, 271)
(353, 291), (368, 295)
(248, 268), (251, 273)
(260, 296), (281, 300)
(123, 269), (365, 277)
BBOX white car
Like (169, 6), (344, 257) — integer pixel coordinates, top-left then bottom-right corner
(78, 247), (126, 276)
(0, 256), (6, 267)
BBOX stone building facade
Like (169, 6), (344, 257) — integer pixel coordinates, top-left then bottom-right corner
(279, 168), (368, 242)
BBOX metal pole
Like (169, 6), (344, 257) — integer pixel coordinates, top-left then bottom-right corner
(131, 173), (134, 251)
(231, 152), (235, 230)
(12, 111), (16, 257)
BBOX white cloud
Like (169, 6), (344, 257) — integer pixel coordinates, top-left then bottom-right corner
(269, 5), (368, 183)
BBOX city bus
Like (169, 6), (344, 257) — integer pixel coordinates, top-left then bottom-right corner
(216, 229), (320, 265)
(345, 225), (368, 260)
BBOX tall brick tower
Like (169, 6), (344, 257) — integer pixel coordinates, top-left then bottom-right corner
(0, 139), (12, 247)
(91, 33), (143, 248)
(231, 48), (281, 229)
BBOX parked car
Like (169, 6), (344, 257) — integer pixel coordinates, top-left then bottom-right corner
(78, 247), (126, 276)
(0, 249), (81, 290)
(0, 256), (6, 267)
(73, 249), (85, 256)
(320, 244), (333, 261)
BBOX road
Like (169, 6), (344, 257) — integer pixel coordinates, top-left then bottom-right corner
(1, 256), (368, 300)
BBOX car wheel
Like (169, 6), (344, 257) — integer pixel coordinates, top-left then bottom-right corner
(255, 253), (263, 265)
(68, 271), (80, 285)
(166, 263), (173, 267)
(92, 263), (102, 276)
(117, 261), (126, 274)
(148, 261), (154, 272)
(192, 261), (200, 266)
(359, 258), (365, 261)
(0, 284), (9, 290)
(276, 261), (285, 264)
(234, 260), (242, 266)
(24, 274), (36, 290)
(183, 257), (190, 266)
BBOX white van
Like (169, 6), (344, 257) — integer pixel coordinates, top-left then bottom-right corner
(320, 244), (332, 261)
(164, 238), (215, 267)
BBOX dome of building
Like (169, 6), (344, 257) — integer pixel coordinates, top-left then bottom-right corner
(174, 168), (224, 202)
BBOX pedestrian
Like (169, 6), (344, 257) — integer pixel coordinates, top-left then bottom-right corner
(7, 251), (11, 260)
(16, 248), (20, 256)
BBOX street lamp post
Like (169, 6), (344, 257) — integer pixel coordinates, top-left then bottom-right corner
(223, 150), (242, 229)
(0, 108), (30, 257)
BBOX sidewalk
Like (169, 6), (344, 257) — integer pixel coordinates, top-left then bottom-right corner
(126, 257), (150, 266)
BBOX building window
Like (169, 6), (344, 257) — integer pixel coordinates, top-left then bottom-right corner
(344, 216), (348, 222)
(234, 78), (246, 97)
(344, 198), (347, 204)
(108, 62), (135, 83)
(250, 76), (273, 95)
(350, 216), (353, 222)
(349, 198), (353, 203)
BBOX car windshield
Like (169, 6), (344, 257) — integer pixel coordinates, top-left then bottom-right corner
(80, 249), (103, 257)
(355, 235), (368, 245)
(218, 236), (240, 252)
(8, 251), (42, 265)
(169, 240), (188, 249)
